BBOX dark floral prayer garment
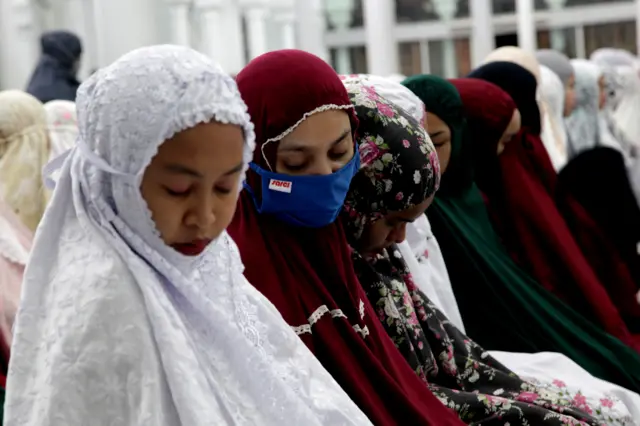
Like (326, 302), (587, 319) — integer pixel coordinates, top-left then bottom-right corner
(341, 74), (616, 425)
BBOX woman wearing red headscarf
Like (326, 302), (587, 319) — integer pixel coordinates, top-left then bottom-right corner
(462, 61), (640, 351)
(227, 50), (463, 425)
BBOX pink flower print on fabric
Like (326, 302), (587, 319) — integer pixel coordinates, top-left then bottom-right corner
(377, 102), (395, 118)
(429, 151), (441, 181)
(360, 140), (382, 166)
(600, 398), (614, 409)
(362, 84), (378, 101)
(402, 139), (411, 148)
(517, 391), (540, 403)
(395, 192), (404, 201)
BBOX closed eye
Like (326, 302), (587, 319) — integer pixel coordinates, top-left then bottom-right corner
(165, 186), (191, 197)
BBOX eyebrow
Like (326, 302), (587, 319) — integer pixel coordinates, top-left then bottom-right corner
(279, 128), (351, 152)
(163, 161), (244, 178)
(223, 162), (244, 176)
(429, 131), (445, 138)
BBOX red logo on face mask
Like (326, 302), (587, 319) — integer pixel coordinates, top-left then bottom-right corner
(268, 179), (292, 193)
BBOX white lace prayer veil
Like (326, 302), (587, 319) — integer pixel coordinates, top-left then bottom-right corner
(539, 65), (569, 171)
(5, 45), (371, 426)
(565, 59), (602, 158)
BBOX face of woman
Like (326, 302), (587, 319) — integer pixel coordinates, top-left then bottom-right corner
(426, 113), (452, 174)
(141, 122), (245, 255)
(276, 110), (354, 175)
(497, 109), (522, 155)
(598, 75), (607, 110)
(358, 195), (434, 256)
(564, 74), (577, 117)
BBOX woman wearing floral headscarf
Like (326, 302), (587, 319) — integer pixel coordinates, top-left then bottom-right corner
(0, 91), (51, 231)
(341, 75), (604, 425)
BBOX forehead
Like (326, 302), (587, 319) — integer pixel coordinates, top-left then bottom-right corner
(278, 109), (351, 151)
(426, 113), (450, 133)
(155, 122), (244, 166)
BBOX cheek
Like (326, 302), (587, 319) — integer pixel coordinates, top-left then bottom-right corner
(436, 144), (452, 173)
(360, 220), (390, 251)
(213, 194), (240, 231)
(141, 189), (185, 243)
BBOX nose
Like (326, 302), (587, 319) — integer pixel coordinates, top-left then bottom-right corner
(185, 196), (216, 232)
(389, 223), (407, 244)
(305, 159), (334, 176)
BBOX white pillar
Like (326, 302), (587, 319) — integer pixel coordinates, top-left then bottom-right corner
(220, 2), (246, 73)
(167, 0), (192, 46)
(294, 0), (327, 61)
(470, 0), (494, 67)
(442, 39), (457, 78)
(246, 7), (269, 60)
(575, 25), (586, 59)
(636, 0), (640, 56)
(49, 0), (93, 78)
(91, 0), (160, 67)
(363, 0), (398, 75)
(516, 0), (536, 52)
(0, 0), (41, 89)
(197, 2), (224, 58)
(335, 48), (351, 74)
(276, 11), (296, 50)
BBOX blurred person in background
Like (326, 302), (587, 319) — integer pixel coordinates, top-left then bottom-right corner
(26, 30), (82, 103)
(44, 100), (78, 160)
(0, 91), (51, 231)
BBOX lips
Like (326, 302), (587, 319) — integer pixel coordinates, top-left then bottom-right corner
(171, 239), (212, 256)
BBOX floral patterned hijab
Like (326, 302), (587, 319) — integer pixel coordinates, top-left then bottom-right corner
(341, 75), (439, 242)
(341, 75), (600, 426)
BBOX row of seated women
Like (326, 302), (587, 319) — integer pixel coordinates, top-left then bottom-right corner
(2, 44), (640, 425)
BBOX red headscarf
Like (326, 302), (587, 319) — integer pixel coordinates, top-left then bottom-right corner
(228, 50), (463, 425)
(452, 74), (640, 351)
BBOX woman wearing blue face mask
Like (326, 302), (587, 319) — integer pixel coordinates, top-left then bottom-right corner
(227, 50), (464, 426)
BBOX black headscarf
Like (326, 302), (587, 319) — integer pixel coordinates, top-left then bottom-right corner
(26, 31), (82, 103)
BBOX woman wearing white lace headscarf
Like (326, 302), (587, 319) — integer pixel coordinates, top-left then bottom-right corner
(565, 59), (614, 158)
(0, 91), (51, 231)
(4, 45), (371, 426)
(44, 100), (78, 161)
(539, 65), (570, 171)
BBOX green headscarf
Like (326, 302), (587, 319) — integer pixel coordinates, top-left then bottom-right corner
(402, 74), (640, 391)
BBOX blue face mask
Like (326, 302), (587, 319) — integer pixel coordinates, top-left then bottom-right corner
(244, 145), (360, 228)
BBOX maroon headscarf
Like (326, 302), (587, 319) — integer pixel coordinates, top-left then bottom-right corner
(453, 73), (640, 351)
(228, 50), (463, 425)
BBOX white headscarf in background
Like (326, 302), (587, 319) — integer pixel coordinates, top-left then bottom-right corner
(5, 45), (371, 426)
(539, 65), (569, 171)
(612, 66), (640, 147)
(365, 74), (425, 123)
(536, 49), (574, 86)
(0, 91), (51, 231)
(44, 100), (78, 161)
(565, 59), (602, 158)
